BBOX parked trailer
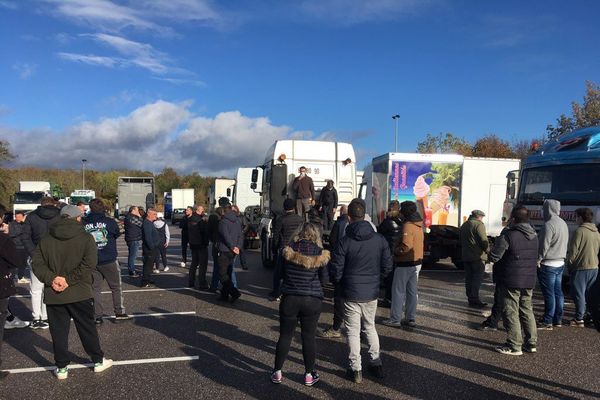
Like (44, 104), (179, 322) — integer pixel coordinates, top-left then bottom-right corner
(12, 181), (51, 215)
(117, 177), (155, 217)
(362, 153), (520, 268)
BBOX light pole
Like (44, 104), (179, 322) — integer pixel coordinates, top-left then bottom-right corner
(392, 114), (400, 152)
(82, 159), (87, 189)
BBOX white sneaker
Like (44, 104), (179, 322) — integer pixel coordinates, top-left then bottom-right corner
(180, 262), (186, 268)
(18, 278), (31, 284)
(4, 316), (30, 329)
(93, 358), (114, 373)
(55, 367), (68, 380)
(163, 267), (170, 272)
(153, 269), (159, 274)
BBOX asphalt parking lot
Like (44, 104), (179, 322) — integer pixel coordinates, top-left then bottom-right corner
(3, 226), (600, 400)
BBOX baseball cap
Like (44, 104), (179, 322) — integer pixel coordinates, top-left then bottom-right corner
(60, 205), (84, 219)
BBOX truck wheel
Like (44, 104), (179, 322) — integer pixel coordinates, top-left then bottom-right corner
(451, 258), (464, 270)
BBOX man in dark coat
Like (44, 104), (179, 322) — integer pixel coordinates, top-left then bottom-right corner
(179, 206), (193, 267)
(124, 206), (143, 277)
(292, 166), (315, 221)
(217, 199), (243, 302)
(318, 180), (338, 230)
(489, 206), (539, 356)
(141, 208), (160, 287)
(270, 198), (304, 300)
(377, 201), (402, 306)
(8, 211), (32, 282)
(187, 205), (210, 289)
(328, 199), (392, 383)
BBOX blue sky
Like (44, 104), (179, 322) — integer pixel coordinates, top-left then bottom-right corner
(1, 0), (598, 174)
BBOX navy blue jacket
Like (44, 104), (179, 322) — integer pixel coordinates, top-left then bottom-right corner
(218, 210), (243, 253)
(142, 218), (160, 249)
(188, 213), (209, 248)
(83, 213), (120, 265)
(24, 205), (61, 253)
(329, 220), (393, 302)
(281, 240), (330, 299)
(489, 223), (538, 289)
(124, 213), (143, 242)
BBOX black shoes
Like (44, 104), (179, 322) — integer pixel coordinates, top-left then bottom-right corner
(469, 301), (488, 308)
(368, 365), (384, 379)
(346, 369), (362, 383)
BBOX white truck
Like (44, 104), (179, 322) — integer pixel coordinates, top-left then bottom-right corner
(69, 189), (96, 212)
(12, 181), (51, 215)
(208, 178), (235, 213)
(233, 168), (263, 249)
(172, 188), (195, 210)
(251, 140), (357, 266)
(361, 152), (520, 267)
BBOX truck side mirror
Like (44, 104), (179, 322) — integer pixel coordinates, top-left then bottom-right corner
(226, 188), (231, 197)
(251, 169), (259, 183)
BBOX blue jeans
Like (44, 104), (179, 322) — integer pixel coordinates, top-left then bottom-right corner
(571, 269), (599, 321)
(537, 265), (564, 325)
(126, 240), (141, 274)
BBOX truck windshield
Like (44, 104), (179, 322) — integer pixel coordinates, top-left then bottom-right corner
(70, 196), (92, 204)
(519, 164), (600, 205)
(14, 192), (44, 204)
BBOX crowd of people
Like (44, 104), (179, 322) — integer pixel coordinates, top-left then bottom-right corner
(1, 169), (600, 386)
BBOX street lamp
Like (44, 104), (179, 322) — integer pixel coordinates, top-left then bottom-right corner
(392, 115), (400, 152)
(82, 159), (87, 189)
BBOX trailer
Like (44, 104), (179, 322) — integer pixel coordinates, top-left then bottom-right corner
(208, 179), (235, 213)
(361, 153), (520, 267)
(252, 140), (357, 267)
(12, 181), (51, 215)
(117, 177), (155, 217)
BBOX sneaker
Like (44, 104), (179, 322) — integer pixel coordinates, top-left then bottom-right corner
(304, 371), (320, 386)
(153, 269), (160, 274)
(95, 317), (104, 325)
(55, 367), (68, 380)
(230, 291), (241, 303)
(523, 344), (537, 353)
(468, 301), (488, 309)
(93, 358), (113, 373)
(402, 319), (417, 328)
(478, 323), (498, 331)
(18, 277), (31, 284)
(162, 267), (170, 272)
(570, 319), (585, 328)
(495, 345), (522, 356)
(368, 364), (384, 379)
(180, 262), (186, 268)
(317, 327), (342, 338)
(553, 321), (563, 328)
(270, 369), (283, 384)
(114, 313), (132, 321)
(4, 316), (30, 329)
(31, 320), (50, 330)
(129, 271), (140, 278)
(537, 323), (553, 331)
(346, 369), (362, 383)
(381, 319), (402, 328)
(268, 295), (281, 302)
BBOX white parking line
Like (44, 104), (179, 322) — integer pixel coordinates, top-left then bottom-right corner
(103, 311), (196, 320)
(120, 273), (187, 277)
(5, 355), (200, 374)
(13, 287), (201, 298)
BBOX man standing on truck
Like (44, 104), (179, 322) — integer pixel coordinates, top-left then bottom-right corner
(318, 180), (338, 231)
(459, 210), (489, 308)
(537, 200), (569, 330)
(292, 166), (315, 221)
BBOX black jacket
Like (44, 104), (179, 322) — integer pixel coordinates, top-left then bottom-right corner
(281, 240), (330, 299)
(208, 214), (220, 245)
(218, 210), (243, 253)
(329, 220), (393, 302)
(0, 232), (18, 299)
(24, 205), (61, 252)
(329, 214), (349, 250)
(318, 186), (338, 208)
(124, 213), (143, 242)
(142, 218), (160, 249)
(378, 214), (402, 253)
(489, 223), (538, 289)
(272, 212), (304, 252)
(83, 213), (120, 265)
(188, 213), (209, 248)
(9, 220), (33, 253)
(179, 215), (189, 238)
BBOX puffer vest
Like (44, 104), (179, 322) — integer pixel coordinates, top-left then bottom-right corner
(496, 229), (538, 289)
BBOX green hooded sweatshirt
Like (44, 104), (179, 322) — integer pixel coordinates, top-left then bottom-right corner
(460, 216), (489, 262)
(567, 223), (600, 272)
(32, 217), (97, 305)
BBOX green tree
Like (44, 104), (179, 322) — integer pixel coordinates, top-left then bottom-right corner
(546, 80), (600, 140)
(0, 140), (15, 206)
(416, 133), (472, 155)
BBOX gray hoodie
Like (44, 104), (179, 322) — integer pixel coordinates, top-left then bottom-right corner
(538, 200), (569, 266)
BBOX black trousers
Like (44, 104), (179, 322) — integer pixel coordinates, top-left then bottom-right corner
(274, 295), (321, 372)
(181, 234), (189, 263)
(485, 283), (503, 328)
(0, 297), (8, 369)
(218, 251), (239, 299)
(332, 284), (345, 331)
(47, 299), (104, 368)
(142, 246), (158, 285)
(189, 245), (209, 288)
(154, 245), (168, 270)
(464, 260), (485, 303)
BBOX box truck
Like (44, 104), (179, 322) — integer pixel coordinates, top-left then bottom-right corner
(117, 177), (155, 217)
(251, 140), (357, 266)
(12, 181), (51, 215)
(170, 188), (195, 224)
(208, 179), (235, 213)
(361, 153), (520, 267)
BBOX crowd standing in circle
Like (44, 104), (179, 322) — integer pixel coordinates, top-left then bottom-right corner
(0, 185), (599, 385)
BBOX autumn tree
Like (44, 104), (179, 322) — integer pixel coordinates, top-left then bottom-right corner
(471, 135), (516, 158)
(416, 133), (472, 155)
(546, 80), (600, 140)
(0, 140), (15, 205)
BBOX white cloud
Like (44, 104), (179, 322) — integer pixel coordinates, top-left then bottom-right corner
(300, 0), (433, 25)
(0, 0), (17, 9)
(12, 63), (37, 80)
(57, 52), (119, 68)
(2, 101), (301, 175)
